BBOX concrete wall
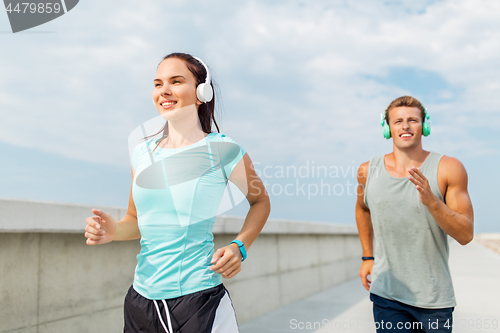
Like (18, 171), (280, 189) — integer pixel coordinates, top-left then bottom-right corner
(0, 198), (360, 333)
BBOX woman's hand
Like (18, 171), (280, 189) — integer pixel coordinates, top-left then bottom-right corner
(85, 208), (117, 245)
(209, 243), (243, 279)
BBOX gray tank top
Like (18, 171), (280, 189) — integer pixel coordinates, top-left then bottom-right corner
(364, 152), (456, 308)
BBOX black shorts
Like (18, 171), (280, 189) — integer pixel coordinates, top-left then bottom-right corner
(124, 284), (239, 333)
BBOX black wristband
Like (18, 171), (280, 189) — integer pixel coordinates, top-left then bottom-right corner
(362, 256), (375, 261)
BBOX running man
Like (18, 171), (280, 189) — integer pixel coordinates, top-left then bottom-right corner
(355, 96), (474, 332)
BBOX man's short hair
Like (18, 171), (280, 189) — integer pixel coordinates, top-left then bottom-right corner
(385, 96), (426, 124)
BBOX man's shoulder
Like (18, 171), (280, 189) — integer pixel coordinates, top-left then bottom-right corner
(359, 160), (370, 170)
(358, 154), (386, 183)
(357, 161), (370, 183)
(438, 154), (466, 171)
(360, 154), (387, 167)
(437, 154), (468, 183)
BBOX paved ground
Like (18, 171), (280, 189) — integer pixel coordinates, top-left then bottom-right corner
(240, 239), (500, 333)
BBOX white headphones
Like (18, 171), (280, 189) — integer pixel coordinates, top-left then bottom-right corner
(192, 56), (213, 103)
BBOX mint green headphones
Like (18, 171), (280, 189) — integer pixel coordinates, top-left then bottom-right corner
(381, 106), (431, 139)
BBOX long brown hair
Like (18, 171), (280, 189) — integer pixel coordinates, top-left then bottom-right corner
(146, 53), (220, 146)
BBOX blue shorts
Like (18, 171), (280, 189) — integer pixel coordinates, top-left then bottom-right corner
(370, 293), (454, 333)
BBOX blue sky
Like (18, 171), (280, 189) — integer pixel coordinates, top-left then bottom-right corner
(1, 0), (499, 232)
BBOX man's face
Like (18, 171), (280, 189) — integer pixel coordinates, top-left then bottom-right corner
(387, 106), (424, 149)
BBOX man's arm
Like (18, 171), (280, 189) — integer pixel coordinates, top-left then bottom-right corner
(408, 156), (474, 245)
(355, 161), (374, 290)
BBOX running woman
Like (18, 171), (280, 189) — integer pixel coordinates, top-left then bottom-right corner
(84, 53), (270, 333)
(355, 96), (474, 333)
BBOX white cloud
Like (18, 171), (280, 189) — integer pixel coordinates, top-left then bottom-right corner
(0, 0), (499, 168)
(205, 0), (500, 163)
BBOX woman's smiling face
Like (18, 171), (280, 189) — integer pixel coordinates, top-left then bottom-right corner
(152, 57), (202, 120)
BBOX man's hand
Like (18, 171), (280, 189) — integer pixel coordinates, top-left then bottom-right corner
(359, 260), (374, 291)
(408, 167), (439, 207)
(210, 243), (243, 279)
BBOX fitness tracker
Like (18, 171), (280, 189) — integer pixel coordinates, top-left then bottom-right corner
(230, 239), (247, 262)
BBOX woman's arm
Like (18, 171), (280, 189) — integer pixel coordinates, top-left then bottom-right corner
(210, 153), (271, 278)
(85, 167), (141, 245)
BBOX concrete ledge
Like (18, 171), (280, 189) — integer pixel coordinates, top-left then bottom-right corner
(474, 233), (500, 254)
(215, 216), (358, 235)
(0, 198), (357, 235)
(0, 197), (126, 233)
(0, 198), (360, 332)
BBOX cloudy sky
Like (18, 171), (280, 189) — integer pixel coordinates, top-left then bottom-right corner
(1, 0), (499, 232)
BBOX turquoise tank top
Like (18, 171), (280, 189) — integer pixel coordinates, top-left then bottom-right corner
(131, 133), (246, 300)
(364, 152), (456, 308)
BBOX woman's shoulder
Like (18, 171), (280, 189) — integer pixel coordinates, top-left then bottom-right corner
(134, 136), (158, 151)
(131, 136), (159, 161)
(207, 132), (246, 156)
(208, 132), (240, 144)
